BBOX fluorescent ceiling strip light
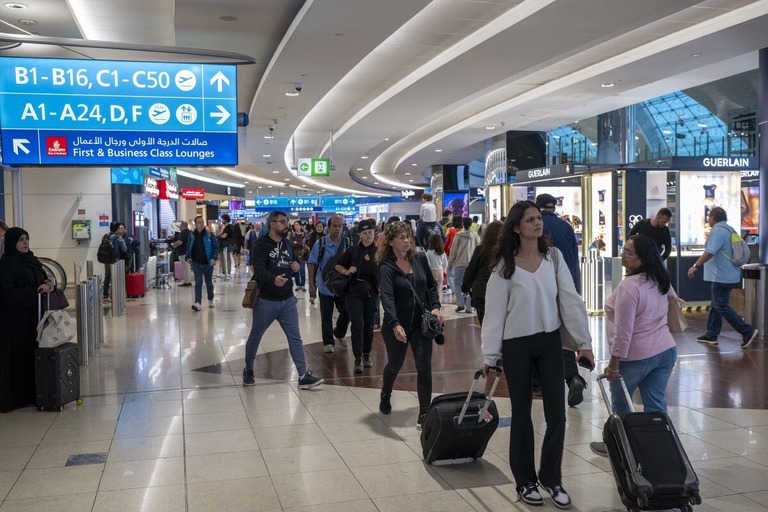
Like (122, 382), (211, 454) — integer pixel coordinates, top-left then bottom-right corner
(176, 169), (244, 188)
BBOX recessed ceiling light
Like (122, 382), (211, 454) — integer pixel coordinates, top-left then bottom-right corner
(262, 154), (271, 158)
(698, 123), (708, 128)
(361, 155), (368, 159)
(409, 180), (413, 183)
(435, 149), (442, 152)
(258, 186), (263, 189)
(4, 3), (27, 9)
(362, 176), (368, 179)
(268, 185), (273, 188)
(691, 53), (701, 58)
(601, 83), (615, 88)
(405, 172), (411, 176)
(284, 178), (290, 181)
(384, 138), (389, 141)
(17, 18), (36, 25)
(243, 181), (249, 184)
(301, 185), (307, 188)
(485, 126), (495, 130)
(264, 135), (273, 139)
(411, 163), (417, 166)
(356, 167), (363, 171)
(285, 92), (300, 97)
(272, 170), (280, 174)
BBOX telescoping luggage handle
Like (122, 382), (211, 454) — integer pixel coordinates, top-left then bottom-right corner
(596, 374), (636, 414)
(38, 291), (51, 322)
(458, 366), (503, 425)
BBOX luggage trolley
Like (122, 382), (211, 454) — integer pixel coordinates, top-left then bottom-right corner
(151, 240), (172, 289)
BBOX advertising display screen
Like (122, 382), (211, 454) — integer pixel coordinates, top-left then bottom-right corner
(0, 57), (237, 166)
(741, 186), (759, 235)
(678, 171), (740, 246)
(443, 192), (469, 219)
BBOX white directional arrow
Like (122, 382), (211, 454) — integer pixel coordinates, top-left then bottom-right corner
(13, 138), (30, 155)
(210, 105), (231, 125)
(210, 71), (230, 93)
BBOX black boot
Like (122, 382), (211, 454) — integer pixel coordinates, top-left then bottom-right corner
(379, 392), (392, 414)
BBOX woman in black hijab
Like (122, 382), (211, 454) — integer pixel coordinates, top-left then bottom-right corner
(0, 227), (53, 412)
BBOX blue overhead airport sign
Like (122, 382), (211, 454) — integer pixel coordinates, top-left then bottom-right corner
(0, 57), (238, 166)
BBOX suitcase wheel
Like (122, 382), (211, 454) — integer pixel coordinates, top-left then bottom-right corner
(76, 398), (84, 405)
(58, 406), (64, 412)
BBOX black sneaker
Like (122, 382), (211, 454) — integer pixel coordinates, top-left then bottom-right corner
(696, 334), (718, 346)
(742, 329), (759, 349)
(455, 306), (465, 313)
(298, 370), (324, 390)
(353, 358), (363, 374)
(379, 392), (392, 415)
(516, 482), (543, 506)
(242, 368), (255, 386)
(363, 354), (373, 368)
(567, 376), (585, 407)
(542, 484), (572, 509)
(416, 412), (427, 431)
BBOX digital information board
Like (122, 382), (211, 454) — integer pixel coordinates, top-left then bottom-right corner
(0, 57), (238, 166)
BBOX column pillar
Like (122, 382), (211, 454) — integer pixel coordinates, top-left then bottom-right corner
(759, 48), (768, 263)
(597, 106), (636, 165)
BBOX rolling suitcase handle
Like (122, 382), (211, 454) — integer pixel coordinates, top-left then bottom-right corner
(596, 374), (636, 414)
(458, 366), (503, 425)
(38, 291), (50, 322)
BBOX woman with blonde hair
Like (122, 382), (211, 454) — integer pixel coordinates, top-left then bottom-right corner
(377, 221), (441, 429)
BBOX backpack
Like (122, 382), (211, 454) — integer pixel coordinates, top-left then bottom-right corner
(318, 236), (350, 296)
(717, 225), (750, 266)
(97, 234), (119, 264)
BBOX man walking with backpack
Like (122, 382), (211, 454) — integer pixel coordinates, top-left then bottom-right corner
(100, 222), (128, 301)
(308, 216), (350, 353)
(688, 207), (758, 348)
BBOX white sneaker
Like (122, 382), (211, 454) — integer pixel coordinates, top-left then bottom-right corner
(191, 302), (202, 311)
(209, 302), (214, 309)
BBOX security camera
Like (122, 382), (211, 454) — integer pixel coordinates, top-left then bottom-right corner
(268, 125), (275, 132)
(294, 82), (303, 92)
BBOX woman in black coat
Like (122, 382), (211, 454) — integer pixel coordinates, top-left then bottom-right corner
(461, 220), (503, 325)
(0, 227), (54, 412)
(376, 221), (441, 430)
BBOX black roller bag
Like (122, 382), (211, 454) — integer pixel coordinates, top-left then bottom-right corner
(34, 293), (81, 412)
(421, 367), (501, 464)
(598, 375), (701, 511)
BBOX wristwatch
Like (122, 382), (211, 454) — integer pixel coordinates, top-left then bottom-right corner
(692, 264), (698, 269)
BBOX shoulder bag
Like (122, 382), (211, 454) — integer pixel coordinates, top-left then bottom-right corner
(242, 279), (260, 309)
(402, 256), (443, 340)
(667, 295), (688, 333)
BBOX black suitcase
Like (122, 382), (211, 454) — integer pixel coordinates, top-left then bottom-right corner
(420, 367), (501, 464)
(35, 343), (82, 411)
(597, 375), (701, 511)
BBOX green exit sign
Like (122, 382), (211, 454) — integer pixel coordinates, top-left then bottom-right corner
(297, 157), (331, 177)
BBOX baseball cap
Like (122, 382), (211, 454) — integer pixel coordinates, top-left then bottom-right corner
(535, 193), (558, 209)
(358, 219), (376, 231)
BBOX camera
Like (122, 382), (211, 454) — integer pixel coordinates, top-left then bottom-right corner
(294, 82), (303, 92)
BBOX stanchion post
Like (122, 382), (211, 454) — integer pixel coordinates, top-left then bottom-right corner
(75, 282), (90, 366)
(90, 275), (104, 347)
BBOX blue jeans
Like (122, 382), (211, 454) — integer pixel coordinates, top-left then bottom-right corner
(192, 262), (214, 303)
(294, 260), (306, 288)
(705, 282), (752, 338)
(451, 265), (472, 311)
(244, 295), (307, 376)
(610, 346), (677, 414)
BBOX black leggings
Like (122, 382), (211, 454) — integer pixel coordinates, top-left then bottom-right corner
(381, 324), (433, 413)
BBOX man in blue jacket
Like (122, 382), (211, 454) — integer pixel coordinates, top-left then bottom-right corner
(536, 193), (586, 406)
(186, 215), (219, 311)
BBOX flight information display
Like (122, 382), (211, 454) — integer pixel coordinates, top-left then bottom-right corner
(0, 57), (238, 166)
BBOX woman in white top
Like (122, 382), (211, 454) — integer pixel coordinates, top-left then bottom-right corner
(482, 201), (594, 510)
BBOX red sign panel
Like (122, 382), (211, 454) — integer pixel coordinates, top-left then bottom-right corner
(181, 187), (205, 200)
(158, 180), (179, 200)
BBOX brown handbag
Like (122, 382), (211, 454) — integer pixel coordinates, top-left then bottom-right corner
(242, 279), (260, 309)
(47, 288), (70, 311)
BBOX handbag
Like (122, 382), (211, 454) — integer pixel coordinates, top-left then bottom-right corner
(242, 279), (261, 309)
(401, 257), (443, 339)
(36, 309), (76, 348)
(47, 288), (70, 311)
(667, 295), (688, 333)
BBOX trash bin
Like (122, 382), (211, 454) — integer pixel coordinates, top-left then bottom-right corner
(742, 263), (767, 341)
